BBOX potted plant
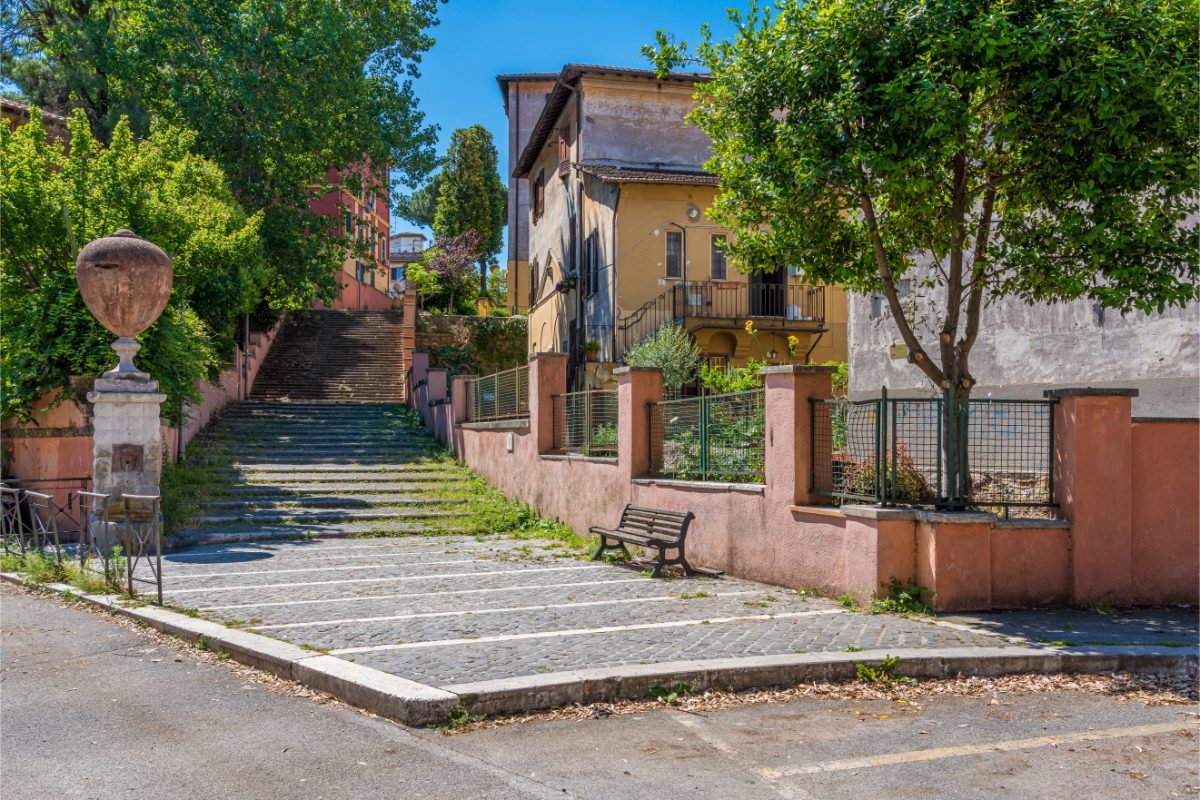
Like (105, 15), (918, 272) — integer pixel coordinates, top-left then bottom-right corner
(555, 272), (577, 294)
(584, 340), (601, 362)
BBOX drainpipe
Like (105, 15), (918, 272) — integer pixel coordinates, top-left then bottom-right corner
(611, 184), (620, 361)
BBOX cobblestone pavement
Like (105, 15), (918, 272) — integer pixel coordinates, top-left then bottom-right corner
(151, 535), (1034, 689)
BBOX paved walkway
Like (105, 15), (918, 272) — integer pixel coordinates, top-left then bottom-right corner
(6, 582), (1196, 800)
(152, 535), (1196, 692)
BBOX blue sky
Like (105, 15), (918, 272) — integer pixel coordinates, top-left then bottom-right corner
(393, 0), (741, 238)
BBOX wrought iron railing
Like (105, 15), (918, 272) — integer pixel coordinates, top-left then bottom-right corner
(618, 281), (826, 355)
(1, 485), (62, 561)
(553, 390), (619, 457)
(468, 365), (529, 422)
(811, 388), (1056, 513)
(649, 389), (766, 483)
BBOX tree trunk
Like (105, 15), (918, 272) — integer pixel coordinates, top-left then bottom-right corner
(479, 258), (488, 295)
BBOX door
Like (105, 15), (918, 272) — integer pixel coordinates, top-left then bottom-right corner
(749, 267), (786, 317)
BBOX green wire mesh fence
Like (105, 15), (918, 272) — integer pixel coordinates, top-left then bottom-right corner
(811, 389), (1055, 513)
(650, 389), (766, 484)
(469, 365), (529, 422)
(552, 390), (619, 457)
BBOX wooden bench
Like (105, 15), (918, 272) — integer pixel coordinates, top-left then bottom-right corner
(590, 504), (695, 578)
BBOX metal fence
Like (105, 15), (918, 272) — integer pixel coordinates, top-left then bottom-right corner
(469, 365), (529, 422)
(1, 485), (62, 560)
(77, 492), (164, 603)
(553, 390), (619, 457)
(811, 388), (1055, 513)
(650, 389), (766, 483)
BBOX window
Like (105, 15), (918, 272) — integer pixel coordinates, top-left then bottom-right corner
(711, 234), (727, 280)
(532, 171), (545, 221)
(355, 262), (366, 283)
(344, 211), (353, 234)
(665, 230), (682, 278)
(584, 232), (599, 296)
(558, 126), (571, 176)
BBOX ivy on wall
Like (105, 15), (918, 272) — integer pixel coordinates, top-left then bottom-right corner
(418, 314), (527, 375)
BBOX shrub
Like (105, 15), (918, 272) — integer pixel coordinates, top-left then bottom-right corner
(624, 323), (702, 393)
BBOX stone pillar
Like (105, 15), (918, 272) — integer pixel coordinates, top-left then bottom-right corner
(528, 353), (566, 454)
(615, 366), (663, 481)
(1047, 387), (1137, 604)
(89, 375), (167, 506)
(761, 365), (837, 506)
(409, 350), (430, 416)
(450, 376), (470, 426)
(426, 368), (448, 434)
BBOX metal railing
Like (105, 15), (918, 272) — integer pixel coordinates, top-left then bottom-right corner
(649, 388), (766, 483)
(468, 365), (530, 422)
(811, 388), (1056, 513)
(2, 476), (91, 537)
(552, 390), (619, 457)
(1, 485), (62, 562)
(77, 491), (163, 603)
(618, 281), (826, 356)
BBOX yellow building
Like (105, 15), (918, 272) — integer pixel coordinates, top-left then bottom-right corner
(505, 65), (847, 389)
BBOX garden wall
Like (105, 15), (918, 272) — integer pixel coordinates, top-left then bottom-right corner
(409, 351), (1199, 611)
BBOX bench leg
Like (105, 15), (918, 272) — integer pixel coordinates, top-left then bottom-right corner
(591, 537), (628, 562)
(649, 547), (668, 578)
(678, 554), (695, 577)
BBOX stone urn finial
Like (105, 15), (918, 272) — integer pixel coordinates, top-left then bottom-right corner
(75, 229), (173, 376)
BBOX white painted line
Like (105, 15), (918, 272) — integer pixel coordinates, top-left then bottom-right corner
(251, 591), (760, 629)
(163, 564), (611, 595)
(331, 609), (845, 654)
(166, 558), (486, 580)
(197, 578), (650, 611)
(165, 550), (489, 570)
(164, 540), (491, 559)
(764, 721), (1197, 777)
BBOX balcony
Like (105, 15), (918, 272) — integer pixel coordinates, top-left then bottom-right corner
(617, 281), (826, 355)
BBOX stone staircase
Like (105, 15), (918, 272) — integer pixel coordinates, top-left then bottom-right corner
(172, 402), (480, 545)
(252, 311), (408, 402)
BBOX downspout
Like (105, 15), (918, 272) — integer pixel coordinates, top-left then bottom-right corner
(804, 330), (826, 364)
(611, 184), (621, 362)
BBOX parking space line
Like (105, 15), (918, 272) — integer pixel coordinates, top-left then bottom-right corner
(163, 564), (611, 595)
(330, 609), (845, 654)
(764, 721), (1197, 777)
(166, 558), (487, 580)
(196, 577), (651, 611)
(250, 591), (760, 629)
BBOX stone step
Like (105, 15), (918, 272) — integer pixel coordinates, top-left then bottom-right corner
(197, 435), (432, 447)
(200, 507), (470, 525)
(220, 481), (472, 495)
(201, 495), (460, 510)
(237, 472), (469, 485)
(166, 519), (444, 548)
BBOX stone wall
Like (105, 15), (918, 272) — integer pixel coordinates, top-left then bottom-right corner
(415, 314), (528, 375)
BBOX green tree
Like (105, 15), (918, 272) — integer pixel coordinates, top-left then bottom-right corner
(624, 324), (703, 394)
(646, 0), (1198, 397)
(432, 125), (506, 295)
(395, 175), (441, 229)
(1, 108), (266, 422)
(5, 0), (441, 310)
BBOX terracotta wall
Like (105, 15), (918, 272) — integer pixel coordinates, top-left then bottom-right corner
(318, 272), (402, 312)
(1130, 419), (1200, 604)
(411, 351), (1199, 611)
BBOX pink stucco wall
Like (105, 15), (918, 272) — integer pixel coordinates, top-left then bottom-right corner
(1130, 419), (1200, 605)
(411, 354), (1199, 610)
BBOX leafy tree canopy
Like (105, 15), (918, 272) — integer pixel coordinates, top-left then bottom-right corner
(5, 0), (441, 310)
(395, 175), (441, 229)
(646, 0), (1198, 393)
(1, 108), (265, 422)
(432, 124), (506, 290)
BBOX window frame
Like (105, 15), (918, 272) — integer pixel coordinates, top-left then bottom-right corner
(665, 230), (683, 278)
(584, 231), (599, 297)
(710, 234), (727, 280)
(532, 170), (545, 222)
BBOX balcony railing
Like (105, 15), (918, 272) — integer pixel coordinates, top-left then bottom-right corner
(617, 281), (825, 355)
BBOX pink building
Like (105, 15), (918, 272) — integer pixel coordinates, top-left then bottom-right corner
(308, 166), (393, 310)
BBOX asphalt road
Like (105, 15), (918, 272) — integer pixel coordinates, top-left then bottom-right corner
(3, 582), (1197, 800)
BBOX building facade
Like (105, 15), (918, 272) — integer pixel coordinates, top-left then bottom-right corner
(497, 72), (559, 316)
(505, 64), (848, 389)
(388, 231), (426, 290)
(308, 166), (392, 310)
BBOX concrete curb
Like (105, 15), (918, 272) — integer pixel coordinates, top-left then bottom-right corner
(446, 647), (1198, 717)
(0, 573), (458, 726)
(6, 573), (1195, 724)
